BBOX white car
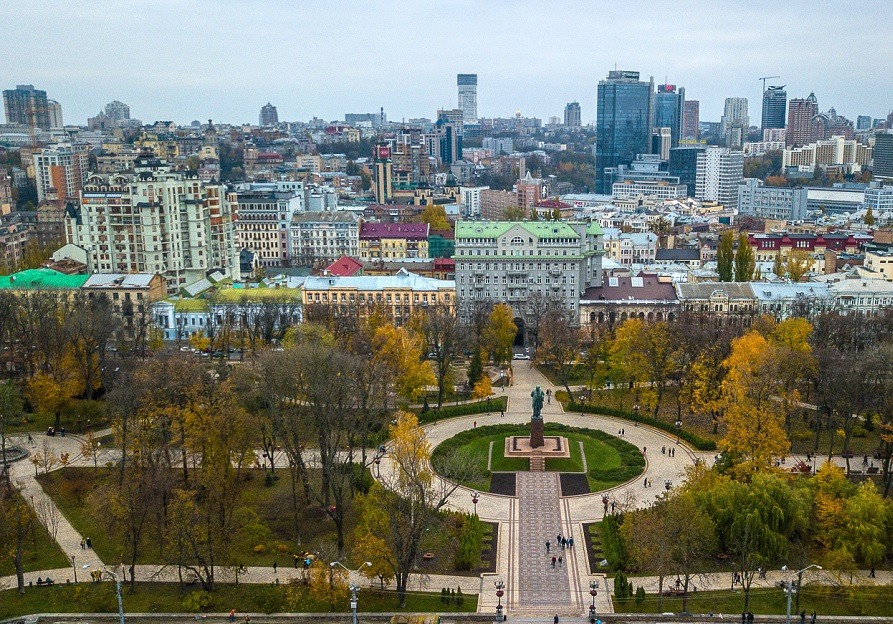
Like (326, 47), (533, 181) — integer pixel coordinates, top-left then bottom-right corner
(512, 353), (530, 360)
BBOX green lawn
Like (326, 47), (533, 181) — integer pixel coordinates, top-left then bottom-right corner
(0, 582), (477, 619)
(614, 585), (893, 617)
(431, 423), (644, 492)
(5, 399), (111, 435)
(0, 490), (70, 576)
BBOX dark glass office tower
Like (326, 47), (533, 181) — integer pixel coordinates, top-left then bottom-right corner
(595, 70), (654, 193)
(654, 83), (685, 148)
(761, 85), (787, 131)
(669, 146), (706, 197)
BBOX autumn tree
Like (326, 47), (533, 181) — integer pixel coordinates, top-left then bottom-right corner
(536, 308), (581, 396)
(482, 303), (517, 366)
(734, 233), (755, 282)
(418, 204), (451, 231)
(716, 230), (735, 282)
(472, 376), (493, 400)
(719, 332), (791, 477)
(786, 249), (812, 282)
(610, 319), (677, 417)
(0, 381), (23, 485)
(0, 486), (36, 593)
(373, 323), (435, 404)
(418, 305), (464, 408)
(65, 292), (118, 400)
(363, 412), (481, 607)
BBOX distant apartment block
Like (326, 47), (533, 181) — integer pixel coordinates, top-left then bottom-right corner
(289, 211), (360, 266)
(738, 179), (809, 221)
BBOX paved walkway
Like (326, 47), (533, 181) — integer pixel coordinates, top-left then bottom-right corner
(514, 472), (574, 614)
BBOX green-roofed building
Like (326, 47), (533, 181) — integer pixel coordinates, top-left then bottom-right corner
(454, 220), (604, 339)
(0, 268), (89, 290)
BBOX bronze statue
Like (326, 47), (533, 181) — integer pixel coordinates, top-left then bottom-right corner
(530, 386), (545, 447)
(531, 386), (544, 420)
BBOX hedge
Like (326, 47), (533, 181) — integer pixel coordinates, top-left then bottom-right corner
(567, 402), (717, 451)
(416, 396), (509, 424)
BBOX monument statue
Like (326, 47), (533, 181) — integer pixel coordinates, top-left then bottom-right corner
(530, 386), (545, 448)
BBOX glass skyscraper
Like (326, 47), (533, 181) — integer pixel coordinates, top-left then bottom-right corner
(595, 70), (654, 194)
(761, 86), (787, 131)
(654, 84), (685, 149)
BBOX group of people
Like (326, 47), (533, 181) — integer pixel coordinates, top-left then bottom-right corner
(80, 536), (93, 550)
(547, 533), (575, 569)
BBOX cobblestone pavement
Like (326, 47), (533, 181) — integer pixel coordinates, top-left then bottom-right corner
(514, 472), (574, 614)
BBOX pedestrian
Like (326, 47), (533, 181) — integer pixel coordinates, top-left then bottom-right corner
(293, 554), (299, 569)
(558, 555), (563, 567)
(870, 567), (876, 578)
(551, 556), (556, 568)
(672, 448), (675, 457)
(810, 612), (816, 624)
(621, 428), (625, 436)
(554, 614), (559, 624)
(557, 533), (562, 544)
(273, 561), (277, 573)
(245, 616), (251, 624)
(662, 446), (666, 455)
(80, 539), (85, 550)
(473, 421), (477, 428)
(27, 433), (33, 445)
(800, 611), (806, 624)
(569, 537), (574, 548)
(86, 537), (92, 549)
(741, 613), (746, 624)
(546, 540), (551, 553)
(611, 501), (616, 513)
(643, 446), (646, 454)
(229, 610), (236, 623)
(500, 410), (504, 418)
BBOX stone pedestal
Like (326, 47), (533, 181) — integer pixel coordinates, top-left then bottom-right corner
(530, 418), (544, 448)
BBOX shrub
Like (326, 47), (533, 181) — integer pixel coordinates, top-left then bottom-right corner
(600, 514), (628, 571)
(455, 586), (464, 608)
(852, 426), (868, 438)
(613, 572), (632, 600)
(453, 513), (485, 571)
(635, 585), (646, 605)
(566, 401), (717, 451)
(416, 396), (508, 424)
(182, 590), (212, 612)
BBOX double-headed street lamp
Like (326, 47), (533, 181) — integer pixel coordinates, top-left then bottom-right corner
(471, 491), (479, 515)
(589, 579), (600, 623)
(781, 564), (822, 624)
(494, 578), (505, 621)
(330, 560), (372, 624)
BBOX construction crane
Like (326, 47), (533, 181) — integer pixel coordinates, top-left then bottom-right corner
(759, 76), (781, 93)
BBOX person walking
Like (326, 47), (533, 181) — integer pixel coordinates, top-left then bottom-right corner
(554, 615), (559, 624)
(558, 555), (563, 567)
(546, 540), (551, 553)
(273, 561), (277, 573)
(551, 556), (556, 568)
(229, 610), (236, 623)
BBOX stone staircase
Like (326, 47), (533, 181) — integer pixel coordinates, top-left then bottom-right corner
(529, 455), (545, 471)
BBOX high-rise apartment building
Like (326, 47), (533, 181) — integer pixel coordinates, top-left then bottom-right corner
(454, 221), (604, 331)
(3, 84), (50, 129)
(720, 98), (749, 149)
(683, 100), (699, 140)
(457, 74), (478, 124)
(875, 133), (893, 179)
(65, 151), (239, 293)
(259, 102), (279, 126)
(695, 147), (744, 209)
(654, 84), (685, 148)
(786, 94), (818, 147)
(105, 100), (131, 125)
(738, 178), (808, 221)
(595, 70), (654, 194)
(33, 143), (89, 202)
(47, 100), (63, 128)
(761, 86), (787, 131)
(564, 101), (582, 128)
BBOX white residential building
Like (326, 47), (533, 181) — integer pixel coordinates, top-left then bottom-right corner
(459, 185), (489, 218)
(737, 178), (809, 221)
(289, 211), (360, 266)
(695, 147), (744, 209)
(231, 187), (304, 268)
(65, 151), (239, 294)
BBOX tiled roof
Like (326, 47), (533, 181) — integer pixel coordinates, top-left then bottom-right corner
(581, 276), (678, 303)
(324, 255), (364, 277)
(359, 222), (429, 240)
(303, 268), (453, 292)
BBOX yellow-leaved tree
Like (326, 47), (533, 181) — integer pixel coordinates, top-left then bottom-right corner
(719, 331), (790, 477)
(472, 376), (493, 400)
(482, 304), (517, 366)
(372, 324), (435, 403)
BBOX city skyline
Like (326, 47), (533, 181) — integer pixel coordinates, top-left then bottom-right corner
(2, 0), (891, 126)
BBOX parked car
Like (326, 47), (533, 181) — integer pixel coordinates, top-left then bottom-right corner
(512, 353), (530, 360)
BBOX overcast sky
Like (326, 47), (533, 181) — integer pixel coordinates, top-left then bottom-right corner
(2, 0), (891, 127)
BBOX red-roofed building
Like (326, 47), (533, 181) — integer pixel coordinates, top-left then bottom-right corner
(533, 198), (574, 220)
(324, 255), (364, 277)
(359, 222), (430, 260)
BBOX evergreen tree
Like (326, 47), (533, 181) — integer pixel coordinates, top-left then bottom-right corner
(734, 233), (755, 282)
(716, 231), (735, 282)
(467, 350), (483, 387)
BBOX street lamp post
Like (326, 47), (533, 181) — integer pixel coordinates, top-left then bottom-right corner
(471, 491), (479, 516)
(589, 579), (600, 623)
(102, 564), (126, 624)
(71, 555), (77, 583)
(494, 578), (505, 621)
(782, 564), (822, 624)
(330, 561), (372, 624)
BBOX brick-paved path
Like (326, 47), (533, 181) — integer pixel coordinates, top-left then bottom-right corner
(516, 472), (573, 614)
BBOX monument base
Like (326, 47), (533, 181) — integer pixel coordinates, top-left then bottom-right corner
(504, 435), (571, 459)
(530, 418), (544, 448)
